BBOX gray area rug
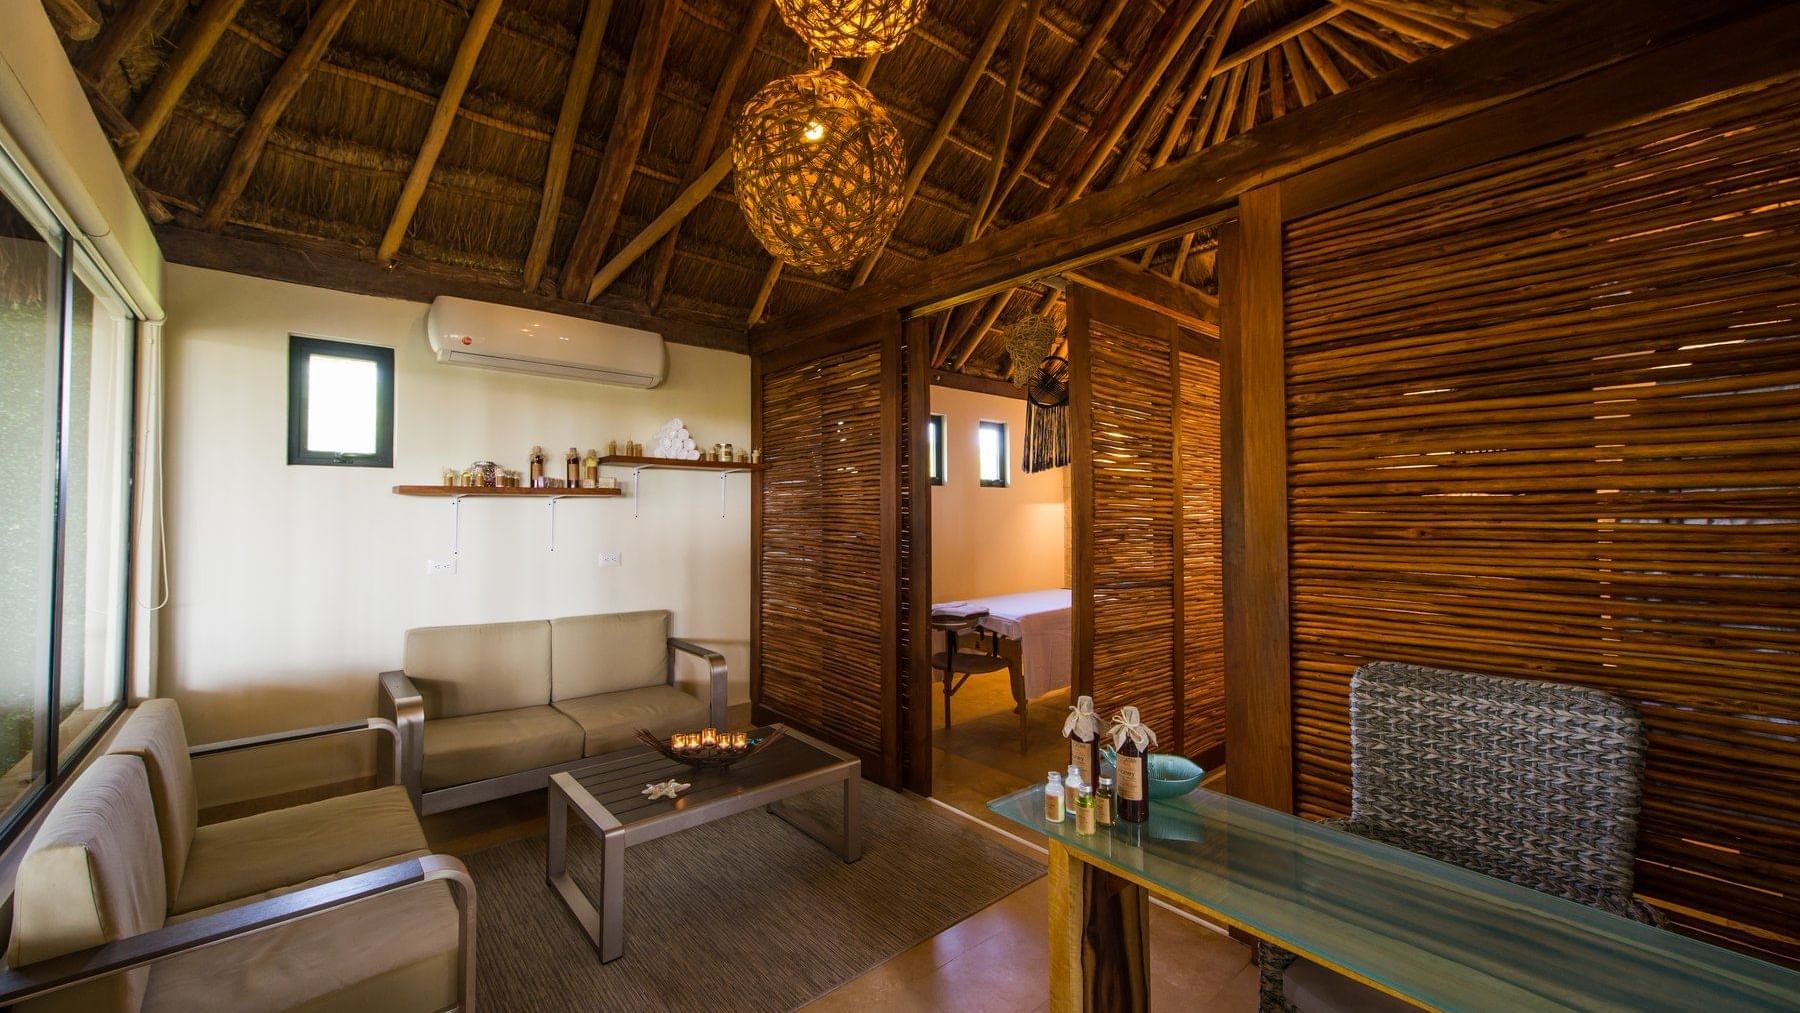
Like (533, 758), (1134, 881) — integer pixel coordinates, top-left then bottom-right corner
(464, 782), (1043, 1011)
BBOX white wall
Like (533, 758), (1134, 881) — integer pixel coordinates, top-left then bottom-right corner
(929, 384), (1068, 602)
(161, 265), (751, 804)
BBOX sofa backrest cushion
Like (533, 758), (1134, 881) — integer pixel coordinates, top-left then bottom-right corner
(403, 619), (551, 718)
(8, 754), (166, 1013)
(106, 699), (197, 901)
(550, 611), (669, 701)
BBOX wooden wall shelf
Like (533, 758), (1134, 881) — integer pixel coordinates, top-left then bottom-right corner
(392, 485), (623, 497)
(598, 455), (766, 472)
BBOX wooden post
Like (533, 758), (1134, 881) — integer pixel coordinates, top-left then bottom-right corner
(1220, 187), (1294, 812)
(1068, 286), (1094, 701)
(902, 315), (935, 796)
(1048, 842), (1150, 1013)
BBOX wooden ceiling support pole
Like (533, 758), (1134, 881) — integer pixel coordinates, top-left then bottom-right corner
(968, 0), (1041, 243)
(377, 0), (502, 263)
(586, 151), (731, 301)
(1298, 32), (1351, 94)
(1281, 39), (1320, 104)
(120, 0), (248, 172)
(200, 0), (361, 231)
(952, 289), (1012, 369)
(645, 0), (772, 308)
(851, 0), (1024, 287)
(79, 0), (165, 85)
(1330, 12), (1429, 61)
(1212, 4), (1341, 76)
(1313, 24), (1384, 79)
(43, 0), (101, 40)
(558, 0), (681, 302)
(1332, 1), (1462, 49)
(522, 0), (612, 292)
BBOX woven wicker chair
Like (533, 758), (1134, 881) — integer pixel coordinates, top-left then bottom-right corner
(1259, 661), (1662, 1012)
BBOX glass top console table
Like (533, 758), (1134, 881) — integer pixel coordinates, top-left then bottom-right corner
(988, 785), (1800, 1011)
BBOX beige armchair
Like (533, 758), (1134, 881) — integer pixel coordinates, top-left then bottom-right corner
(379, 610), (729, 814)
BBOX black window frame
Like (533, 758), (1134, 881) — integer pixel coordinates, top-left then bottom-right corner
(287, 335), (395, 468)
(978, 419), (1010, 488)
(928, 413), (946, 486)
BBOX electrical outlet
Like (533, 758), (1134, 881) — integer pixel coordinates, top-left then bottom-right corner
(426, 558), (458, 576)
(598, 550), (622, 568)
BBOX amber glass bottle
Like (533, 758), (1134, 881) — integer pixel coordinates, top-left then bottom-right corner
(1111, 705), (1153, 824)
(1065, 695), (1100, 789)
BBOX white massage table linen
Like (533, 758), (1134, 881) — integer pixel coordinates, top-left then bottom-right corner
(933, 589), (1072, 699)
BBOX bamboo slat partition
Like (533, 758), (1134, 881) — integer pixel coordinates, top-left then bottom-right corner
(754, 344), (888, 769)
(1072, 288), (1224, 759)
(1279, 75), (1800, 964)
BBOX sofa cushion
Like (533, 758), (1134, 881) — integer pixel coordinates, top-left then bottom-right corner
(106, 699), (198, 901)
(554, 685), (709, 757)
(421, 706), (583, 791)
(9, 755), (165, 1013)
(146, 876), (460, 1013)
(550, 611), (670, 701)
(403, 619), (550, 719)
(172, 785), (428, 915)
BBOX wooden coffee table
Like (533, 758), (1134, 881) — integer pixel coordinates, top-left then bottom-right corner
(545, 724), (861, 962)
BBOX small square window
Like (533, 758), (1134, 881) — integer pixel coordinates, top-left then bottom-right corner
(978, 420), (1009, 488)
(288, 335), (394, 467)
(927, 413), (946, 485)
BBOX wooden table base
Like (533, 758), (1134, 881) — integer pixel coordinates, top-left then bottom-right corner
(1050, 841), (1151, 1012)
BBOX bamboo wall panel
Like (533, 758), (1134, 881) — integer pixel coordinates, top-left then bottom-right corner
(1281, 76), (1800, 964)
(1179, 349), (1225, 758)
(1087, 311), (1179, 747)
(757, 345), (886, 760)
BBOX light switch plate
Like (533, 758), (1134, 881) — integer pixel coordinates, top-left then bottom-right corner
(598, 550), (622, 568)
(426, 558), (457, 575)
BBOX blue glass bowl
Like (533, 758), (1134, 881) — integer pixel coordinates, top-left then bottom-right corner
(1146, 754), (1206, 799)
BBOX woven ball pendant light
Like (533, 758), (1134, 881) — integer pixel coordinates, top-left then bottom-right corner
(733, 68), (908, 273)
(773, 0), (927, 58)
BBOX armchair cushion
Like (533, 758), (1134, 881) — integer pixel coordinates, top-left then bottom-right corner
(147, 878), (460, 1013)
(550, 610), (670, 700)
(553, 684), (708, 756)
(8, 755), (166, 1013)
(421, 706), (583, 791)
(403, 619), (551, 718)
(106, 699), (199, 901)
(172, 786), (428, 915)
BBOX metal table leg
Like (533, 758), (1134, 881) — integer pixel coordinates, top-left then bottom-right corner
(546, 772), (629, 962)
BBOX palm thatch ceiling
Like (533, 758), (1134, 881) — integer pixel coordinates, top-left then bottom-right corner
(56, 0), (1547, 373)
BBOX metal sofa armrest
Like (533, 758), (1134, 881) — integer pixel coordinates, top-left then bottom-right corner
(668, 638), (729, 729)
(189, 717), (404, 800)
(0, 854), (477, 1011)
(379, 670), (426, 811)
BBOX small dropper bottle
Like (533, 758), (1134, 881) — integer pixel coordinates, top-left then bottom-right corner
(1075, 783), (1097, 835)
(1045, 771), (1066, 823)
(1065, 763), (1082, 812)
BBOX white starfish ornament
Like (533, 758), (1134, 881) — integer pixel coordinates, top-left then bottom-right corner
(642, 779), (690, 800)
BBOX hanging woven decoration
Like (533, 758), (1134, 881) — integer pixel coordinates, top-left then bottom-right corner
(1024, 355), (1071, 473)
(1001, 313), (1059, 388)
(733, 68), (909, 273)
(773, 0), (928, 58)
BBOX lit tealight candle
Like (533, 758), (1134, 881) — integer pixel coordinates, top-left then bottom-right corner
(733, 732), (748, 749)
(701, 728), (718, 747)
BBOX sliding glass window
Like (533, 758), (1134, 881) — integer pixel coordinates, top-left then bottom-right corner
(0, 152), (134, 840)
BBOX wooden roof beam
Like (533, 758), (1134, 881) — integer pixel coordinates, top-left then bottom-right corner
(521, 0), (611, 292)
(1332, 1), (1463, 49)
(1213, 3), (1342, 76)
(1312, 23), (1386, 79)
(43, 0), (101, 40)
(1106, 25), (1210, 188)
(1330, 12), (1428, 61)
(969, 0), (1042, 243)
(200, 0), (360, 231)
(1282, 39), (1320, 105)
(644, 0), (772, 308)
(851, 0), (1025, 287)
(376, 0), (502, 263)
(585, 151), (731, 301)
(78, 0), (165, 85)
(120, 0), (248, 172)
(1298, 31), (1351, 94)
(753, 0), (1793, 351)
(1140, 0), (1248, 177)
(1068, 257), (1218, 334)
(558, 0), (680, 302)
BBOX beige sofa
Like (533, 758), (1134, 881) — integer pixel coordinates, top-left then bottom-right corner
(0, 700), (475, 1012)
(379, 610), (727, 815)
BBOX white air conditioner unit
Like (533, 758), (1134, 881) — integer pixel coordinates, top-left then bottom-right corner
(426, 296), (666, 388)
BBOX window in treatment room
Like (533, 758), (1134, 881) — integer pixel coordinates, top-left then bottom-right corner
(928, 413), (946, 485)
(979, 419), (1009, 487)
(0, 151), (135, 842)
(287, 335), (394, 467)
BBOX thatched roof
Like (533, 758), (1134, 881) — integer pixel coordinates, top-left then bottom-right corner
(63, 0), (1545, 374)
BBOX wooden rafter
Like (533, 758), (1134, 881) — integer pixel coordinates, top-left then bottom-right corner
(1106, 27), (1209, 188)
(645, 0), (772, 308)
(78, 0), (164, 84)
(120, 0), (248, 172)
(585, 151), (731, 301)
(1237, 53), (1265, 133)
(1267, 45), (1287, 117)
(1299, 31), (1351, 94)
(558, 0), (681, 302)
(1334, 1), (1463, 49)
(43, 0), (101, 40)
(968, 0), (1041, 243)
(1282, 39), (1319, 104)
(1313, 23), (1385, 79)
(979, 0), (1130, 236)
(851, 0), (1024, 287)
(1377, 0), (1535, 30)
(1142, 0), (1248, 176)
(200, 0), (361, 231)
(1331, 12), (1429, 61)
(522, 0), (615, 291)
(1364, 0), (1479, 39)
(376, 0), (502, 263)
(1214, 4), (1342, 76)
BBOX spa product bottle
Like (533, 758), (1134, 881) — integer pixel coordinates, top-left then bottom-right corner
(565, 448), (580, 485)
(528, 446), (546, 484)
(1096, 775), (1115, 826)
(1075, 784), (1097, 835)
(1064, 763), (1082, 812)
(1064, 695), (1101, 788)
(1044, 772), (1065, 823)
(1109, 706), (1157, 824)
(581, 449), (600, 488)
